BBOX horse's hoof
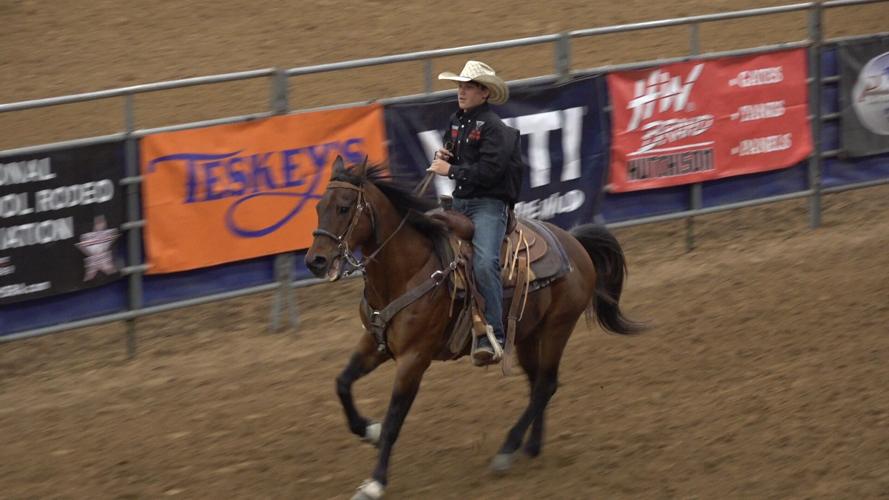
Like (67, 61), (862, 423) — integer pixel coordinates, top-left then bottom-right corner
(362, 421), (381, 447)
(351, 479), (385, 500)
(490, 452), (515, 474)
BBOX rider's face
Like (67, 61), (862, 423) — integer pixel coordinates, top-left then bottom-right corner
(457, 81), (489, 110)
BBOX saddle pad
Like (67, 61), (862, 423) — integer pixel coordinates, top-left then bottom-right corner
(520, 217), (572, 284)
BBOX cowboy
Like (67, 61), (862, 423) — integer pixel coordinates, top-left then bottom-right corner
(427, 60), (522, 366)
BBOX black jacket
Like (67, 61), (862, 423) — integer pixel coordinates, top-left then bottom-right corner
(444, 103), (524, 205)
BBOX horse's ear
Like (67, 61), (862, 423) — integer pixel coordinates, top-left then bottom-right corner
(330, 155), (345, 179)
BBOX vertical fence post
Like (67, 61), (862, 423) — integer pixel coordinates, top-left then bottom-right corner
(689, 21), (701, 56)
(555, 32), (572, 81)
(594, 75), (612, 226)
(807, 2), (824, 228)
(268, 69), (299, 333)
(555, 31), (573, 219)
(270, 250), (297, 333)
(686, 22), (702, 252)
(271, 68), (289, 116)
(123, 94), (142, 358)
(424, 59), (435, 94)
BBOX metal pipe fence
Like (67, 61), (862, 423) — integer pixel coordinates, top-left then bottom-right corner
(1, 0), (887, 349)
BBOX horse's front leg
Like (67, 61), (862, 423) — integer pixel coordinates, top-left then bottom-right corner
(352, 351), (431, 500)
(337, 332), (390, 444)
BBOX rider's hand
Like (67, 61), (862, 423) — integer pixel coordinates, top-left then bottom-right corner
(434, 148), (453, 161)
(427, 158), (451, 176)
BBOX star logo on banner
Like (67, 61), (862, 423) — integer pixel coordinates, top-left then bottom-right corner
(76, 216), (120, 281)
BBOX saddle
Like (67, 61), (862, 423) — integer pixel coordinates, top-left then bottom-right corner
(427, 207), (571, 373)
(428, 209), (569, 288)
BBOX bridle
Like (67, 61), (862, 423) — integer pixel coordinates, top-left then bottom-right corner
(311, 180), (408, 271)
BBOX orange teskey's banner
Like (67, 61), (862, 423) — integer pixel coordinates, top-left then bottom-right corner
(140, 104), (387, 274)
(607, 48), (813, 192)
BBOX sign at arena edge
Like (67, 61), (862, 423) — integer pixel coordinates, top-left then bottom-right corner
(839, 35), (889, 157)
(607, 48), (813, 192)
(141, 105), (387, 274)
(0, 142), (125, 305)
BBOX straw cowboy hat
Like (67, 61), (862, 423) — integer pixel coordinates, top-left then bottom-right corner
(438, 60), (509, 105)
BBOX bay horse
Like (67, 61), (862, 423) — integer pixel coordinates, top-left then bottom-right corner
(305, 156), (639, 499)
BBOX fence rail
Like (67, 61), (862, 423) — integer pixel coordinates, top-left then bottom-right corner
(1, 0), (887, 349)
(0, 68), (276, 114)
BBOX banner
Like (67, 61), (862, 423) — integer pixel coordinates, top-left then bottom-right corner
(385, 76), (608, 229)
(0, 142), (125, 304)
(840, 36), (889, 157)
(607, 48), (812, 192)
(141, 105), (387, 274)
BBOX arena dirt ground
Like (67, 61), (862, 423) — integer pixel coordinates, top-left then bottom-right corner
(2, 1), (889, 499)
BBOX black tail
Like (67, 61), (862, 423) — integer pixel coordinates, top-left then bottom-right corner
(570, 224), (643, 335)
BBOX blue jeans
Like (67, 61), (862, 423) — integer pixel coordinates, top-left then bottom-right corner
(452, 196), (508, 343)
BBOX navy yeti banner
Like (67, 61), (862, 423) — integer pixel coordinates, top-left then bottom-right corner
(384, 75), (608, 229)
(0, 142), (125, 304)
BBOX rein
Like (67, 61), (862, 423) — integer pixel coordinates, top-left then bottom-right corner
(362, 258), (458, 354)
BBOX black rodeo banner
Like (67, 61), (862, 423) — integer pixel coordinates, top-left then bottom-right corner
(0, 142), (125, 304)
(840, 36), (889, 157)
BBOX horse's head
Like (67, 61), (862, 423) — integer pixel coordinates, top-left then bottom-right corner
(305, 155), (376, 281)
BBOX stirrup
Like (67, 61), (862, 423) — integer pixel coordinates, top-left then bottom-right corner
(471, 325), (504, 366)
(487, 325), (504, 360)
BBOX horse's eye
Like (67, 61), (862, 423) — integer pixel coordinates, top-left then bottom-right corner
(337, 206), (350, 215)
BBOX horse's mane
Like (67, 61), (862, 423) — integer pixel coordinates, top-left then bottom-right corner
(332, 163), (448, 241)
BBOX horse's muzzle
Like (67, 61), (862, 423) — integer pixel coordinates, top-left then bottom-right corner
(305, 254), (328, 278)
(305, 253), (345, 282)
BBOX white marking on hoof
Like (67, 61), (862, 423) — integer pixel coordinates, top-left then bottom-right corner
(362, 421), (381, 445)
(490, 453), (514, 474)
(351, 479), (385, 500)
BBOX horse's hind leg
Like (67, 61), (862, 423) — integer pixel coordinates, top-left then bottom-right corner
(492, 319), (572, 472)
(336, 333), (390, 444)
(519, 340), (546, 458)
